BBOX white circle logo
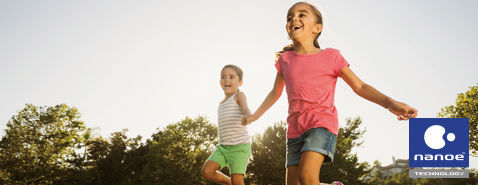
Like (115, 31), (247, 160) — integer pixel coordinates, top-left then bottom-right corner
(447, 133), (455, 142)
(424, 125), (455, 149)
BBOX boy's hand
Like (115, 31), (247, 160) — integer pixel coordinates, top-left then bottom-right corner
(388, 101), (418, 120)
(241, 114), (256, 126)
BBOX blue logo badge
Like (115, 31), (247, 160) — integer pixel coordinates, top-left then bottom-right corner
(409, 118), (469, 167)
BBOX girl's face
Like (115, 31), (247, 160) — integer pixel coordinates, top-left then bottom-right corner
(286, 3), (322, 43)
(220, 67), (242, 96)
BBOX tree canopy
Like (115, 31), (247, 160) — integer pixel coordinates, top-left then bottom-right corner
(142, 116), (218, 185)
(246, 121), (287, 184)
(438, 84), (478, 156)
(0, 104), (86, 184)
(0, 104), (383, 184)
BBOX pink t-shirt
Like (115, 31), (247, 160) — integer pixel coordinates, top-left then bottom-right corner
(275, 48), (349, 138)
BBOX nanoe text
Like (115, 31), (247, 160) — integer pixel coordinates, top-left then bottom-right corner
(414, 154), (465, 161)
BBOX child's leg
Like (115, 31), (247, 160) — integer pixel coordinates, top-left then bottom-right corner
(201, 160), (231, 185)
(227, 144), (251, 185)
(286, 165), (300, 185)
(298, 151), (325, 185)
(285, 127), (337, 185)
(230, 174), (244, 185)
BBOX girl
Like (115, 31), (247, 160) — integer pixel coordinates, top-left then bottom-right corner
(201, 64), (252, 185)
(242, 2), (418, 185)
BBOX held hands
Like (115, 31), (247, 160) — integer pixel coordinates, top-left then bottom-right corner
(241, 114), (257, 126)
(388, 100), (418, 121)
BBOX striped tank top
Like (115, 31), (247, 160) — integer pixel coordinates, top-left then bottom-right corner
(218, 92), (251, 145)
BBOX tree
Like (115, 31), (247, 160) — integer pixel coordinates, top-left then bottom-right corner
(142, 115), (218, 184)
(122, 136), (149, 185)
(373, 160), (382, 167)
(0, 104), (86, 184)
(0, 168), (13, 185)
(366, 170), (383, 185)
(444, 168), (478, 185)
(86, 136), (110, 184)
(320, 117), (369, 184)
(438, 84), (477, 156)
(57, 127), (102, 185)
(86, 129), (145, 185)
(80, 127), (100, 160)
(246, 121), (287, 185)
(412, 177), (444, 185)
(383, 170), (412, 185)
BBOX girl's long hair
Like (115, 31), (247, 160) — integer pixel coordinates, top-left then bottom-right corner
(275, 2), (324, 61)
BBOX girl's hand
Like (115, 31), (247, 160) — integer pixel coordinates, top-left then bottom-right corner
(388, 101), (418, 120)
(241, 114), (257, 126)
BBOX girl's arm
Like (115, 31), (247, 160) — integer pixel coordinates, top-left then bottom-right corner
(340, 66), (418, 120)
(235, 91), (252, 117)
(242, 72), (285, 125)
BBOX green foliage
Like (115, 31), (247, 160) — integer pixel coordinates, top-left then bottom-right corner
(0, 104), (86, 184)
(412, 176), (445, 185)
(246, 121), (287, 185)
(438, 84), (478, 156)
(142, 115), (218, 184)
(80, 127), (100, 160)
(0, 105), (376, 184)
(444, 168), (478, 185)
(367, 170), (383, 185)
(320, 117), (369, 184)
(373, 160), (382, 167)
(0, 168), (13, 184)
(87, 129), (146, 185)
(85, 136), (110, 184)
(382, 170), (412, 185)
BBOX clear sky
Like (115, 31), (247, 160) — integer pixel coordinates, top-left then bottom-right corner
(1, 0), (477, 169)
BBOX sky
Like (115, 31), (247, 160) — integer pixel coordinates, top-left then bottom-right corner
(1, 0), (477, 169)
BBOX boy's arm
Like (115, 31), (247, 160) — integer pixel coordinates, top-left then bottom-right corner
(340, 66), (418, 120)
(242, 73), (285, 125)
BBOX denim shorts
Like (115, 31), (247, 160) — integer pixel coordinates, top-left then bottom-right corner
(286, 127), (337, 167)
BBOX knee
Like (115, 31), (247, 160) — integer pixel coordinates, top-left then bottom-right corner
(201, 167), (213, 179)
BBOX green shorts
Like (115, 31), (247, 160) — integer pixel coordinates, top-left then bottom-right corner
(207, 143), (251, 175)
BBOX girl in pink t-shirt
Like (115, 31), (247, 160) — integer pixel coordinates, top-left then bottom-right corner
(242, 2), (417, 185)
